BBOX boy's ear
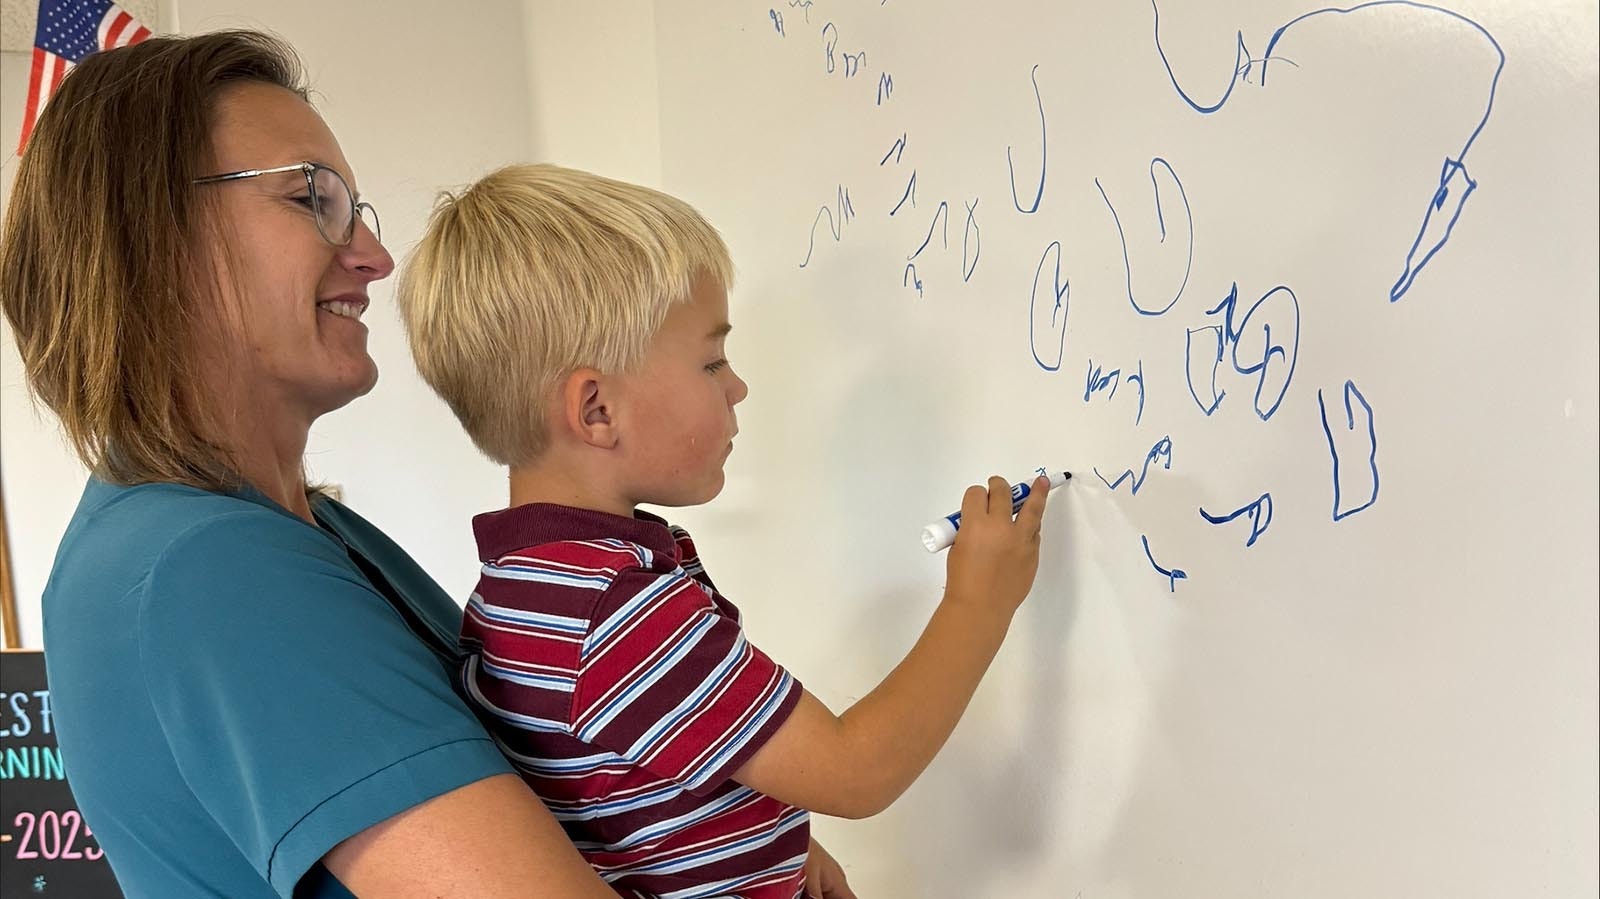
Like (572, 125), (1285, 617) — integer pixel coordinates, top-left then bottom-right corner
(560, 367), (619, 449)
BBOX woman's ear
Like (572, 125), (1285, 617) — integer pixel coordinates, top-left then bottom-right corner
(561, 368), (619, 449)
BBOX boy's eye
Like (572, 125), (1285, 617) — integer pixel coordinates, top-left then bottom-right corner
(705, 359), (728, 374)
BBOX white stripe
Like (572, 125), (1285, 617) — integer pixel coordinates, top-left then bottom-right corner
(573, 785), (763, 854)
(462, 657), (569, 733)
(578, 611), (719, 739)
(467, 593), (589, 633)
(481, 561), (612, 591)
(584, 572), (692, 656)
(615, 808), (809, 879)
(651, 850), (809, 899)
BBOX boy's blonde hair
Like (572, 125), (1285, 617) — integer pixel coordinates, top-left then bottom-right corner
(398, 164), (735, 465)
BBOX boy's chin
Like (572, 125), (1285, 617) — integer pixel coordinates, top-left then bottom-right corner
(640, 474), (725, 509)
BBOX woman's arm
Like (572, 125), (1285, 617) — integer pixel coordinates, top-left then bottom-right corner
(323, 774), (615, 897)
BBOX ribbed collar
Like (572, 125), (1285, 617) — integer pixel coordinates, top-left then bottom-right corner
(471, 502), (678, 564)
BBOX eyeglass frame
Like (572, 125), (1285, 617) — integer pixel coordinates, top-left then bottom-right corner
(192, 161), (381, 247)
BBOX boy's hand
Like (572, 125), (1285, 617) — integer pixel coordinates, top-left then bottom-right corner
(805, 838), (857, 898)
(944, 474), (1050, 617)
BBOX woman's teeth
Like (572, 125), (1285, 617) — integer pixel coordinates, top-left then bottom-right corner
(319, 300), (365, 320)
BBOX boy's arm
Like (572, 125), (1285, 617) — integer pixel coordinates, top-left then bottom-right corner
(733, 476), (1050, 819)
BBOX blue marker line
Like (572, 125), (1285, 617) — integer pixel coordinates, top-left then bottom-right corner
(961, 198), (981, 282)
(1318, 380), (1380, 520)
(1151, 0), (1504, 303)
(908, 201), (949, 261)
(1142, 535), (1188, 592)
(1199, 493), (1274, 546)
(1094, 436), (1173, 495)
(1028, 240), (1069, 372)
(1006, 64), (1047, 214)
(890, 171), (917, 216)
(903, 263), (923, 297)
(799, 185), (854, 269)
(1129, 360), (1146, 425)
(1205, 283), (1300, 421)
(879, 133), (906, 166)
(1096, 157), (1193, 317)
(1185, 325), (1226, 416)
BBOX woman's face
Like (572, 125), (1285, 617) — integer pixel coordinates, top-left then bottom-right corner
(197, 82), (394, 426)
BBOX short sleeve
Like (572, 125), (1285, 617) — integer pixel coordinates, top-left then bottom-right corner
(570, 569), (800, 796)
(137, 510), (513, 897)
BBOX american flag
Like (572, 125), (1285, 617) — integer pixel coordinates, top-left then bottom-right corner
(18, 0), (153, 155)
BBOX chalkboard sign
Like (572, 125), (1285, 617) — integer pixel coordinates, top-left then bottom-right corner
(1, 650), (122, 897)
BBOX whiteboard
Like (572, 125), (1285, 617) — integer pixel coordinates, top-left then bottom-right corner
(650, 1), (1598, 896)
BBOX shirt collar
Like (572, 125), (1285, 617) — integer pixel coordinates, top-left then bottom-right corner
(472, 502), (679, 564)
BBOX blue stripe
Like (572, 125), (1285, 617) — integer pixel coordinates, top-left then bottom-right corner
(579, 612), (719, 740)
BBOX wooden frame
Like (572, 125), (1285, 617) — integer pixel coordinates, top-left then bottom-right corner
(1, 474), (18, 649)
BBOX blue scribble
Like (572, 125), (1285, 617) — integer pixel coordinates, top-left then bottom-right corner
(1084, 360), (1122, 402)
(821, 22), (838, 73)
(961, 198), (981, 282)
(788, 0), (812, 23)
(1086, 358), (1146, 426)
(908, 201), (949, 261)
(1094, 436), (1173, 495)
(799, 185), (854, 269)
(1318, 380), (1380, 520)
(1142, 534), (1188, 592)
(1184, 324), (1227, 416)
(890, 171), (917, 216)
(904, 263), (923, 297)
(769, 9), (785, 35)
(1128, 359), (1146, 425)
(877, 71), (895, 105)
(1200, 493), (1275, 546)
(1096, 157), (1193, 317)
(843, 50), (867, 77)
(1195, 283), (1300, 421)
(880, 133), (907, 166)
(1028, 241), (1069, 372)
(1006, 64), (1047, 214)
(1151, 1), (1503, 303)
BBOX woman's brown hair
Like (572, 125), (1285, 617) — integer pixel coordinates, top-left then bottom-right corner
(0, 31), (307, 489)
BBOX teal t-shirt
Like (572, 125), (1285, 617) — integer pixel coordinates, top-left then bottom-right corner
(41, 478), (514, 898)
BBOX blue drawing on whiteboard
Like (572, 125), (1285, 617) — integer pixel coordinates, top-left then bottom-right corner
(1185, 325), (1227, 416)
(799, 185), (854, 269)
(961, 198), (981, 282)
(1128, 360), (1146, 425)
(1200, 493), (1274, 546)
(1084, 360), (1122, 403)
(1142, 535), (1188, 592)
(880, 133), (907, 166)
(1193, 283), (1300, 421)
(1083, 358), (1145, 425)
(788, 0), (812, 22)
(908, 201), (949, 261)
(1094, 436), (1173, 495)
(890, 172), (917, 216)
(821, 22), (837, 73)
(1028, 241), (1069, 372)
(769, 9), (785, 35)
(877, 72), (894, 104)
(843, 50), (867, 77)
(903, 264), (923, 297)
(1096, 157), (1193, 317)
(1318, 380), (1380, 520)
(1150, 0), (1503, 303)
(1006, 64), (1047, 214)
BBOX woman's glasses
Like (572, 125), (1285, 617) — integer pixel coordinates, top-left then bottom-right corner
(193, 161), (380, 246)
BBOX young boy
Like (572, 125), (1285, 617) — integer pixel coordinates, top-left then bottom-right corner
(397, 164), (1052, 899)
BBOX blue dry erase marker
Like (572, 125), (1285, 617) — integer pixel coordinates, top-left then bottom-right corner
(921, 469), (1071, 553)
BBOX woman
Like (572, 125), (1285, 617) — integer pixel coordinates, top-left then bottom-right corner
(0, 31), (618, 898)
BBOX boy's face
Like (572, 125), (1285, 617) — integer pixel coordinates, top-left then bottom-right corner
(617, 274), (748, 507)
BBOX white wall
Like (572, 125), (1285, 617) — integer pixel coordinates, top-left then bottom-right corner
(1, 0), (540, 646)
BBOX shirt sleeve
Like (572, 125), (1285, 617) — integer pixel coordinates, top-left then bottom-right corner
(137, 509), (513, 897)
(570, 568), (801, 796)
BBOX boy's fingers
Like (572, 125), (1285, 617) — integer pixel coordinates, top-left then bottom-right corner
(986, 475), (1011, 515)
(1017, 475), (1050, 533)
(960, 483), (988, 522)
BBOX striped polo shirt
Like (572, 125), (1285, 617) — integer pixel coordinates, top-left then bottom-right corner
(461, 503), (808, 899)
